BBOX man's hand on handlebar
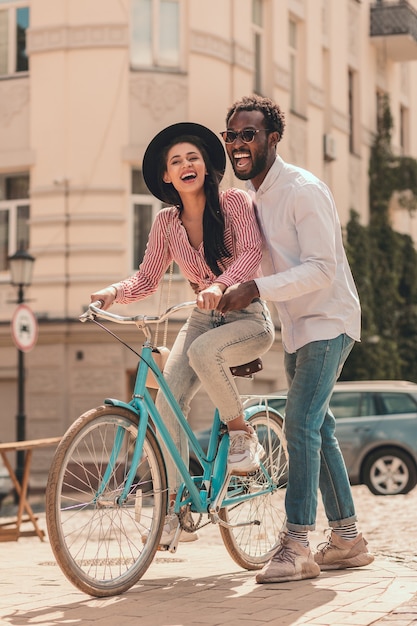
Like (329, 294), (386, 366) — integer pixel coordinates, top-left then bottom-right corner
(216, 281), (260, 314)
(90, 286), (117, 311)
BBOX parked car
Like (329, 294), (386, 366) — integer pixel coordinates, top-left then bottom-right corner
(190, 381), (417, 497)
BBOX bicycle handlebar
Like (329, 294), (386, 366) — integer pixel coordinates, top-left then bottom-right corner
(79, 300), (196, 326)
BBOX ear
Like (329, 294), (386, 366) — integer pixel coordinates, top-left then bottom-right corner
(269, 131), (280, 147)
(163, 172), (171, 183)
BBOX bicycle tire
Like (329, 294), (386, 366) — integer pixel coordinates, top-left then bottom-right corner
(218, 409), (288, 569)
(46, 405), (167, 597)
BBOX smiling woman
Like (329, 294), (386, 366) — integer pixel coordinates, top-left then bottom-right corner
(88, 120), (275, 548)
(163, 143), (206, 216)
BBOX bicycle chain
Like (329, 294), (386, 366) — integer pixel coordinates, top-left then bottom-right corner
(178, 506), (203, 533)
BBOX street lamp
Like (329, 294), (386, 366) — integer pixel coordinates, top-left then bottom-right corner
(8, 248), (35, 488)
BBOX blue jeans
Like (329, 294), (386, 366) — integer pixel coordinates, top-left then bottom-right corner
(284, 334), (357, 531)
(155, 299), (275, 492)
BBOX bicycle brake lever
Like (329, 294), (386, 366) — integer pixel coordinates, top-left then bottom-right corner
(79, 301), (103, 322)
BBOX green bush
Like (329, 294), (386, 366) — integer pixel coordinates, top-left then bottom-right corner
(342, 96), (417, 382)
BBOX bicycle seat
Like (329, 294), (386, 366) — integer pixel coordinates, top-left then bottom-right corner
(230, 358), (263, 378)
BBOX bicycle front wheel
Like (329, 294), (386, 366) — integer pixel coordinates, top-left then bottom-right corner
(219, 409), (288, 569)
(46, 405), (167, 597)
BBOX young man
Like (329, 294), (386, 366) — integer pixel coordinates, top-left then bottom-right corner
(217, 95), (374, 583)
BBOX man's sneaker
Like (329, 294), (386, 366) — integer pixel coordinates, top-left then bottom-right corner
(314, 531), (374, 570)
(142, 511), (198, 547)
(228, 430), (265, 474)
(256, 533), (320, 583)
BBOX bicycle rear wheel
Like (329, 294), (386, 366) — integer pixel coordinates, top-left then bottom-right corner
(46, 405), (167, 597)
(219, 409), (288, 569)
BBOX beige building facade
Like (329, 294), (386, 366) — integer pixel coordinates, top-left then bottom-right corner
(1, 0), (417, 486)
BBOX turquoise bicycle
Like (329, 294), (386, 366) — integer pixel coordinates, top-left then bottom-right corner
(46, 301), (288, 597)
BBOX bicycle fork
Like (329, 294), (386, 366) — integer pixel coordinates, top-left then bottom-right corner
(94, 404), (149, 506)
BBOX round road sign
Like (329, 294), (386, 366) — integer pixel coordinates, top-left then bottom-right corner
(11, 304), (38, 352)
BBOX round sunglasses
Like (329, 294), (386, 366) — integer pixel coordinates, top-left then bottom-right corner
(220, 128), (270, 144)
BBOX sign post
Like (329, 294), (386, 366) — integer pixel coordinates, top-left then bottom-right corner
(10, 303), (38, 489)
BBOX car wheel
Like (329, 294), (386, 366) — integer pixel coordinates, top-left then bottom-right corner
(362, 447), (417, 496)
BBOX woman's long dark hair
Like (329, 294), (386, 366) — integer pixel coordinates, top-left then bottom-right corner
(157, 134), (231, 276)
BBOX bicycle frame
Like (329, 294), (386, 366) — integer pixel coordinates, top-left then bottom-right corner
(85, 302), (278, 520)
(45, 301), (288, 597)
(104, 343), (234, 515)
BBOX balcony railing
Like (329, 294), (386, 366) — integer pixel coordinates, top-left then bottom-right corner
(370, 0), (417, 61)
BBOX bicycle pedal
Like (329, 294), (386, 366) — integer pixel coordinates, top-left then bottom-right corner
(156, 543), (170, 552)
(230, 468), (259, 477)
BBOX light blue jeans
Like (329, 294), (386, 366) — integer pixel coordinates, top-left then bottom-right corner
(155, 299), (275, 492)
(284, 334), (357, 531)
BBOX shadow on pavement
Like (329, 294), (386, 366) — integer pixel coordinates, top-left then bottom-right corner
(2, 569), (338, 626)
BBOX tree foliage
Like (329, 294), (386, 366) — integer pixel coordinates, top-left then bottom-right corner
(342, 95), (417, 382)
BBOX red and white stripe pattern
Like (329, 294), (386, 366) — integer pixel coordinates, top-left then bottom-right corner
(115, 188), (262, 303)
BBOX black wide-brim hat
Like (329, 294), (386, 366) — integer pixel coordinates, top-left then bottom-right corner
(142, 122), (226, 202)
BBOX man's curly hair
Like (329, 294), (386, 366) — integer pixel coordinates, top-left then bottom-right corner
(225, 94), (286, 142)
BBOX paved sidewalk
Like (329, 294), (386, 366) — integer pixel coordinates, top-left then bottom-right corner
(0, 510), (416, 626)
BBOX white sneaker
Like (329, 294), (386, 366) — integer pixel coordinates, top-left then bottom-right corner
(159, 513), (199, 546)
(228, 430), (265, 474)
(256, 533), (320, 583)
(142, 511), (199, 547)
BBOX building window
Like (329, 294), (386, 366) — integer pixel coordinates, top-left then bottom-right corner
(0, 3), (29, 77)
(289, 17), (306, 115)
(132, 168), (180, 274)
(400, 104), (409, 155)
(132, 169), (158, 269)
(0, 173), (30, 274)
(376, 90), (388, 135)
(131, 0), (180, 69)
(252, 0), (263, 94)
(289, 20), (296, 110)
(348, 69), (359, 154)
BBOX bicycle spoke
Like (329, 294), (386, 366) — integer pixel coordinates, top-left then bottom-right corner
(46, 406), (167, 597)
(219, 409), (288, 569)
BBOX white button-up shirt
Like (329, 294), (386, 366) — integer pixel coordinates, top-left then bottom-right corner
(250, 155), (361, 354)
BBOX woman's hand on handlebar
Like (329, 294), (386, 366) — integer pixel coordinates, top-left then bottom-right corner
(90, 286), (117, 311)
(196, 283), (224, 310)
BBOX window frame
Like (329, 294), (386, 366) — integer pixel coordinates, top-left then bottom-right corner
(288, 16), (306, 116)
(131, 192), (161, 272)
(0, 199), (30, 278)
(330, 392), (376, 419)
(252, 0), (263, 94)
(400, 104), (410, 155)
(0, 173), (30, 280)
(379, 392), (417, 416)
(348, 68), (360, 155)
(130, 0), (181, 70)
(0, 1), (30, 78)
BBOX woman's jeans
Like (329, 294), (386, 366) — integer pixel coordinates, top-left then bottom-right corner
(284, 334), (357, 531)
(155, 299), (275, 494)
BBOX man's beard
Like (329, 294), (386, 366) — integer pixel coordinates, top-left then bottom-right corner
(232, 144), (269, 181)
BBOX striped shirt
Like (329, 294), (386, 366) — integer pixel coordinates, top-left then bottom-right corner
(114, 187), (262, 303)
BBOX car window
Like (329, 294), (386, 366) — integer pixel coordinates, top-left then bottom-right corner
(330, 392), (375, 418)
(379, 392), (417, 415)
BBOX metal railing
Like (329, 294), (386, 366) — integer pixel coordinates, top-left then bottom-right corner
(370, 1), (417, 42)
